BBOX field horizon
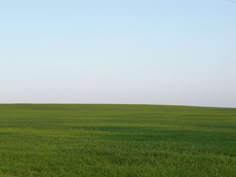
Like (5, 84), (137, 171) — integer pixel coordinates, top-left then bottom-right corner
(1, 103), (235, 109)
(0, 104), (235, 177)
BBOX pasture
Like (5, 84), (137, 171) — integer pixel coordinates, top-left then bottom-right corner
(0, 104), (235, 177)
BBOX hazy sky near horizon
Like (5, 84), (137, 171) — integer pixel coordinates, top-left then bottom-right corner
(0, 0), (236, 107)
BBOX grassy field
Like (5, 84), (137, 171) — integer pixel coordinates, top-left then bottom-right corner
(0, 104), (235, 177)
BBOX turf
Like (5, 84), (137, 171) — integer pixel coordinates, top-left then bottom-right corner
(0, 104), (235, 177)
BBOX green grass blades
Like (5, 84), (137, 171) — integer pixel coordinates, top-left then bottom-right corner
(0, 104), (235, 177)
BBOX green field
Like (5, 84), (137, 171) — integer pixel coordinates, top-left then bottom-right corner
(0, 104), (235, 177)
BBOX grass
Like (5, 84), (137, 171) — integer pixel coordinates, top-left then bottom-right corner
(0, 104), (235, 177)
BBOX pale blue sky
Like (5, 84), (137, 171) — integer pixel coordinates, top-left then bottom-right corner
(0, 0), (236, 107)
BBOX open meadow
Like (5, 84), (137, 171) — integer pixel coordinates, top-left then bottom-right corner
(0, 104), (235, 177)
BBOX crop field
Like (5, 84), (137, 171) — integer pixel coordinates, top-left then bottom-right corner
(0, 104), (235, 177)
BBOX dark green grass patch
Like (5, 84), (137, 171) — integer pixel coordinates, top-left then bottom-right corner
(0, 104), (235, 177)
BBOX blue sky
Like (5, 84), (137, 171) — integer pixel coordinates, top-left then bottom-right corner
(0, 0), (236, 107)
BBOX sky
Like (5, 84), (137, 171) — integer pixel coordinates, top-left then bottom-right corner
(0, 0), (236, 107)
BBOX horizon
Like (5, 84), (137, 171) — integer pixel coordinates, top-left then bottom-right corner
(1, 103), (235, 109)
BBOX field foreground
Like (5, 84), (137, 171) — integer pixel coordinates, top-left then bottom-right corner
(0, 104), (235, 177)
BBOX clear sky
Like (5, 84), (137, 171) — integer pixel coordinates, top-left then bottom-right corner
(0, 0), (236, 107)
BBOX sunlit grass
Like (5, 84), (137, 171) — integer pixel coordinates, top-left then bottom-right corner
(0, 104), (235, 177)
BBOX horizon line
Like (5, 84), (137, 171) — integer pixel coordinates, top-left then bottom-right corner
(0, 103), (235, 109)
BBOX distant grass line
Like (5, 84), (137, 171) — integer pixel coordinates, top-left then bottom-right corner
(0, 104), (235, 177)
(1, 103), (235, 108)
